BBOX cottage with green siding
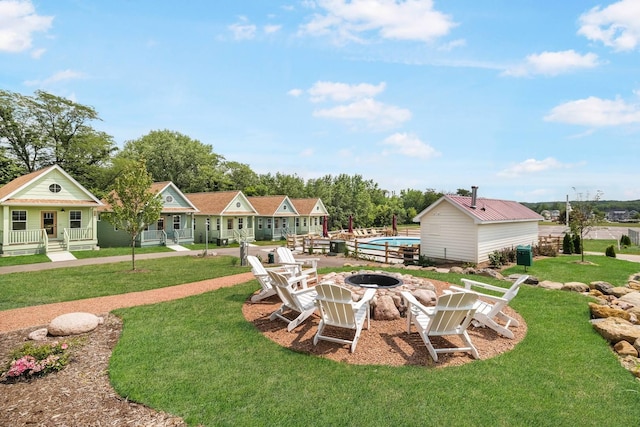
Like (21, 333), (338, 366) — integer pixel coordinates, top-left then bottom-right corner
(0, 165), (102, 257)
(290, 198), (329, 235)
(97, 182), (198, 247)
(187, 191), (257, 244)
(248, 195), (299, 241)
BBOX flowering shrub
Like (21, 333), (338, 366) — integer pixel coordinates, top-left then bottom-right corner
(1, 341), (72, 381)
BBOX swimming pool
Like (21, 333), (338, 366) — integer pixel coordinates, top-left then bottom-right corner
(358, 236), (420, 250)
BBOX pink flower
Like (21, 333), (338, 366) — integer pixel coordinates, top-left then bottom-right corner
(61, 343), (68, 350)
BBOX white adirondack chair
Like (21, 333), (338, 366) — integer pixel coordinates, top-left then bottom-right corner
(401, 291), (479, 362)
(447, 275), (528, 339)
(267, 270), (318, 331)
(247, 255), (279, 303)
(313, 283), (376, 353)
(276, 247), (318, 285)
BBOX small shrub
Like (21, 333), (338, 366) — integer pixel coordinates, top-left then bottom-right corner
(605, 245), (616, 258)
(562, 234), (574, 254)
(417, 255), (435, 267)
(343, 245), (350, 257)
(230, 257), (239, 266)
(308, 247), (314, 255)
(572, 234), (582, 254)
(534, 244), (557, 257)
(488, 250), (503, 268)
(620, 235), (632, 247)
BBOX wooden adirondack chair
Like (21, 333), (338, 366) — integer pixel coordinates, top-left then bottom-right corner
(267, 270), (318, 331)
(447, 275), (528, 339)
(276, 247), (318, 285)
(313, 283), (376, 353)
(401, 291), (479, 362)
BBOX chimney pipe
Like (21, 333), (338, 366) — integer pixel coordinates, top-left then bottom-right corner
(471, 186), (478, 208)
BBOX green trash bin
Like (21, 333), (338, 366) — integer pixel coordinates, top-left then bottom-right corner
(516, 245), (533, 267)
(330, 239), (346, 254)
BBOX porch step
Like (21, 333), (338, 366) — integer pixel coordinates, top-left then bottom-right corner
(47, 241), (66, 253)
(166, 245), (190, 252)
(47, 251), (77, 262)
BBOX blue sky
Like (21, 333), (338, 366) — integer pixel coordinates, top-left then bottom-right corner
(2, 0), (640, 202)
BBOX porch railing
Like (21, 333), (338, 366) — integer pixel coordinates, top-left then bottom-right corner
(141, 230), (167, 245)
(7, 229), (47, 245)
(170, 228), (194, 245)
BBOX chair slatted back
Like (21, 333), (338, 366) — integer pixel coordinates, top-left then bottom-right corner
(429, 292), (477, 335)
(267, 270), (298, 308)
(315, 284), (356, 327)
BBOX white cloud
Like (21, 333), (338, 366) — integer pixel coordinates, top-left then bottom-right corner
(308, 81), (385, 102)
(23, 69), (85, 86)
(578, 0), (640, 51)
(502, 50), (600, 77)
(287, 88), (303, 97)
(300, 148), (314, 157)
(381, 132), (440, 159)
(229, 17), (257, 40)
(544, 96), (640, 126)
(313, 98), (411, 129)
(498, 157), (569, 177)
(438, 38), (466, 51)
(0, 0), (53, 53)
(264, 24), (282, 34)
(300, 0), (457, 44)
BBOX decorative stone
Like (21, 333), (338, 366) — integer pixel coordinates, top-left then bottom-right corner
(48, 312), (103, 336)
(610, 287), (636, 298)
(28, 328), (48, 341)
(591, 281), (614, 295)
(614, 340), (638, 357)
(588, 303), (631, 321)
(449, 266), (464, 274)
(477, 269), (504, 280)
(627, 280), (640, 291)
(619, 292), (640, 307)
(538, 280), (563, 290)
(562, 282), (589, 293)
(412, 289), (437, 306)
(373, 295), (401, 321)
(592, 317), (640, 344)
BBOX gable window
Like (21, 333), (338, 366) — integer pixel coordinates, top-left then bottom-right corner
(49, 183), (61, 193)
(227, 218), (233, 230)
(69, 211), (82, 228)
(11, 210), (27, 230)
(238, 218), (244, 230)
(173, 215), (181, 230)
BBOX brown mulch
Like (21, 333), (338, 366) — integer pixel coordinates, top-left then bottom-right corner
(0, 272), (526, 426)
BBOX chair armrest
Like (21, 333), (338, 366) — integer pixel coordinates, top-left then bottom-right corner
(460, 279), (510, 295)
(353, 289), (376, 310)
(293, 286), (318, 298)
(400, 291), (434, 316)
(449, 285), (508, 304)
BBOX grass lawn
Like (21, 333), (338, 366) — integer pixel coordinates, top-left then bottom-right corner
(0, 254), (50, 267)
(582, 239), (640, 256)
(71, 246), (174, 259)
(3, 254), (640, 425)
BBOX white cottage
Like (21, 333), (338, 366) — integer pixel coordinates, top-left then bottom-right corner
(414, 189), (542, 265)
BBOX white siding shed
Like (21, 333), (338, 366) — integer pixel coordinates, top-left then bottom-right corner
(414, 192), (542, 265)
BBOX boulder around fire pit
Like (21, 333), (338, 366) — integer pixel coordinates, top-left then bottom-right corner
(344, 273), (403, 289)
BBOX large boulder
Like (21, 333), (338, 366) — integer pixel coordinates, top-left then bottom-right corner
(48, 312), (103, 336)
(610, 287), (636, 298)
(588, 303), (631, 321)
(562, 282), (589, 293)
(614, 340), (638, 357)
(373, 295), (401, 321)
(538, 280), (563, 290)
(619, 292), (640, 307)
(591, 281), (614, 295)
(412, 289), (437, 306)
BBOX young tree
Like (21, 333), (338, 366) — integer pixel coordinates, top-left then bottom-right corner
(569, 189), (603, 262)
(103, 159), (163, 271)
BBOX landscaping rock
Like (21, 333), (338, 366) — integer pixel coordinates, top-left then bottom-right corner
(610, 287), (636, 298)
(373, 295), (401, 321)
(537, 280), (563, 290)
(524, 276), (539, 285)
(449, 266), (464, 274)
(592, 317), (640, 344)
(48, 312), (103, 336)
(619, 292), (640, 307)
(627, 280), (640, 291)
(614, 340), (638, 357)
(588, 303), (631, 321)
(28, 328), (48, 341)
(562, 282), (589, 293)
(591, 281), (614, 295)
(477, 269), (504, 280)
(412, 289), (437, 306)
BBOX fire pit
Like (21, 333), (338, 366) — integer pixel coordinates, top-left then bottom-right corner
(344, 273), (403, 289)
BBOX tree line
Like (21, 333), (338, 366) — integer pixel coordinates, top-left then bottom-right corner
(0, 89), (474, 230)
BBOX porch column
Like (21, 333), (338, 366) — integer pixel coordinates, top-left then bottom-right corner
(1, 205), (8, 246)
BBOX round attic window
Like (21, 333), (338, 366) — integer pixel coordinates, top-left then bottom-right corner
(49, 183), (61, 193)
(165, 195), (173, 203)
(236, 202), (241, 208)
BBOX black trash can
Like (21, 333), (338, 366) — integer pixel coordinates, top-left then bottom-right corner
(330, 239), (346, 254)
(267, 252), (275, 264)
(216, 238), (228, 247)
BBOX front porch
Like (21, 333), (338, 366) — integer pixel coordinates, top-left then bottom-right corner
(0, 227), (98, 256)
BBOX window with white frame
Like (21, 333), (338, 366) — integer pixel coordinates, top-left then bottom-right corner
(157, 218), (164, 230)
(173, 215), (181, 230)
(227, 218), (233, 230)
(206, 218), (210, 231)
(238, 218), (244, 230)
(69, 211), (82, 228)
(275, 219), (279, 229)
(303, 218), (307, 227)
(216, 218), (221, 230)
(267, 218), (272, 229)
(11, 210), (26, 230)
(295, 218), (299, 227)
(258, 218), (262, 229)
